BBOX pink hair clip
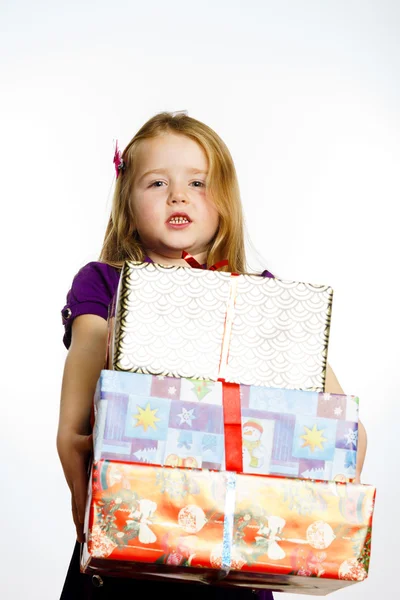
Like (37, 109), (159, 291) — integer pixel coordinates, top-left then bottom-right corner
(113, 141), (125, 178)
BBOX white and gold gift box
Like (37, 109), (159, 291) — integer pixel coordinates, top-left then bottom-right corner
(108, 262), (333, 392)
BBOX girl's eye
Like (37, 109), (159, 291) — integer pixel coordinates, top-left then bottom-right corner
(191, 181), (206, 188)
(150, 181), (165, 187)
(149, 180), (205, 188)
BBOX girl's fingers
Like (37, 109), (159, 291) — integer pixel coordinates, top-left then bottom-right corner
(71, 493), (85, 543)
(59, 432), (93, 539)
(74, 479), (88, 526)
(73, 454), (91, 525)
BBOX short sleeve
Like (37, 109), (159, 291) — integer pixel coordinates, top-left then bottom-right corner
(61, 262), (121, 349)
(261, 269), (274, 278)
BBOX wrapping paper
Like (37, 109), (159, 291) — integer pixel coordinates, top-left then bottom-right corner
(110, 262), (333, 392)
(81, 461), (375, 594)
(240, 385), (359, 481)
(81, 461), (230, 578)
(93, 370), (358, 481)
(93, 370), (226, 470)
(226, 473), (374, 589)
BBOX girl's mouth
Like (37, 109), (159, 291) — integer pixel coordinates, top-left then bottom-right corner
(167, 213), (192, 229)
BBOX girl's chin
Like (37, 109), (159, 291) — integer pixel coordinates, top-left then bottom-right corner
(148, 244), (201, 257)
(146, 248), (207, 266)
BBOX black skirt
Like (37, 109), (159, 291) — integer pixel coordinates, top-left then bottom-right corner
(60, 542), (274, 600)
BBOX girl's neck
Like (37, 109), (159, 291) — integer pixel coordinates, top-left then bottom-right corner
(144, 249), (208, 268)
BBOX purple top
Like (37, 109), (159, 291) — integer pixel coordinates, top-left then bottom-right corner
(61, 262), (120, 349)
(61, 261), (274, 349)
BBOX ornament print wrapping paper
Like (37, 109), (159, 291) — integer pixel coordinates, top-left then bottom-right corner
(110, 262), (333, 392)
(93, 370), (359, 481)
(81, 461), (230, 578)
(226, 472), (374, 592)
(81, 461), (375, 595)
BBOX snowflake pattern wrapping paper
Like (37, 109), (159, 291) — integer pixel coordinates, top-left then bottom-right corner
(93, 370), (359, 481)
(240, 385), (359, 481)
(110, 262), (333, 392)
(93, 370), (226, 471)
(81, 461), (375, 595)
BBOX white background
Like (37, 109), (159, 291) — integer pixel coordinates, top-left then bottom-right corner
(1, 1), (398, 598)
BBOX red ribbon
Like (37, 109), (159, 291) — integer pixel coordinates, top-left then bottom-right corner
(182, 250), (243, 472)
(219, 380), (243, 472)
(181, 250), (229, 271)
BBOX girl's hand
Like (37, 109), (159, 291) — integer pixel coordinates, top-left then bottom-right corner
(57, 431), (93, 543)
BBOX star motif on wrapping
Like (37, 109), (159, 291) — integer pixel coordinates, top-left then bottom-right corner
(344, 428), (358, 448)
(133, 403), (161, 432)
(177, 407), (195, 427)
(168, 386), (177, 396)
(300, 424), (328, 452)
(334, 406), (343, 416)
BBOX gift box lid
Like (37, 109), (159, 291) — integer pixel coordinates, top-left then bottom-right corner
(110, 262), (333, 392)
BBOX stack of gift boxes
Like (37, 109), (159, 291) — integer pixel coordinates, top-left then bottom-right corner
(81, 261), (375, 595)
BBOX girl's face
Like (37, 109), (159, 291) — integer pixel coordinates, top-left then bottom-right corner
(131, 133), (219, 266)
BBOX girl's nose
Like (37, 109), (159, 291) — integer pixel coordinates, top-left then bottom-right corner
(168, 184), (189, 204)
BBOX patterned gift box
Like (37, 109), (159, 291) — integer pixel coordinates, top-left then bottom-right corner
(240, 385), (359, 482)
(81, 461), (229, 581)
(109, 262), (333, 392)
(93, 370), (226, 471)
(225, 472), (375, 593)
(81, 461), (375, 595)
(93, 370), (359, 481)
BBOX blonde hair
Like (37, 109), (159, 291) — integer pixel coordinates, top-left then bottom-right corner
(99, 112), (246, 272)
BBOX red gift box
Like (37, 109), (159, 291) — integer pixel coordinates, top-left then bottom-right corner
(223, 473), (374, 594)
(81, 461), (375, 594)
(81, 460), (230, 581)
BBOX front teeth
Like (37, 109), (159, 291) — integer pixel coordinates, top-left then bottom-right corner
(169, 217), (189, 224)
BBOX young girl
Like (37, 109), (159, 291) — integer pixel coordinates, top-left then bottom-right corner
(57, 111), (367, 599)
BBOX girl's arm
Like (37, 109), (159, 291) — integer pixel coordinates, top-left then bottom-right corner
(325, 363), (367, 483)
(57, 314), (108, 542)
